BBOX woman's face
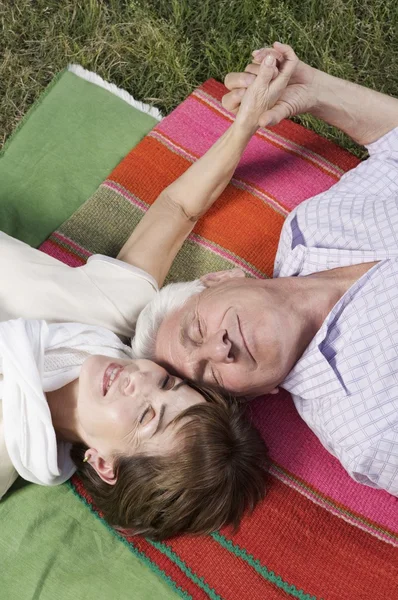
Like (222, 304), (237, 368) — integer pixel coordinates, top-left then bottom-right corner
(77, 355), (205, 459)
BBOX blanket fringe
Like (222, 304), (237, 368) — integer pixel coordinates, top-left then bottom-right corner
(67, 64), (162, 121)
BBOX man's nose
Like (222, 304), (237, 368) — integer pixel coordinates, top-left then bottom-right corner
(202, 330), (233, 363)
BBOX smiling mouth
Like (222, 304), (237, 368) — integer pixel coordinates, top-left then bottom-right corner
(103, 363), (124, 396)
(237, 315), (255, 363)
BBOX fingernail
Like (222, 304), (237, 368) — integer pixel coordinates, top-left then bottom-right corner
(265, 55), (274, 65)
(252, 49), (262, 55)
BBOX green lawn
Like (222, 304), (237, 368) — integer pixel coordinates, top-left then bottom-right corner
(1, 0), (398, 157)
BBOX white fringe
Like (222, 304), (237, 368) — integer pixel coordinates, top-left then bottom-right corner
(67, 64), (162, 121)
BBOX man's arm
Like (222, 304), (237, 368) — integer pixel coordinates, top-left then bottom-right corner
(309, 69), (398, 147)
(223, 42), (398, 147)
(117, 51), (299, 287)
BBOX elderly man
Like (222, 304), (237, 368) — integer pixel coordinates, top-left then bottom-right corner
(133, 43), (398, 496)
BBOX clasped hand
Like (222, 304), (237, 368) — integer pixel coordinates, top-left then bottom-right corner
(226, 42), (317, 131)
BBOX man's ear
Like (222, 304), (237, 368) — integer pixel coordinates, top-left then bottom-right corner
(84, 449), (117, 485)
(200, 268), (246, 288)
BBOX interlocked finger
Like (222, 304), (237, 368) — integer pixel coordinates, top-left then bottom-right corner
(221, 88), (245, 113)
(224, 71), (255, 91)
(245, 62), (278, 80)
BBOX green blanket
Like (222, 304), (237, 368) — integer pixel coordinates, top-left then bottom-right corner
(1, 482), (176, 600)
(0, 68), (158, 247)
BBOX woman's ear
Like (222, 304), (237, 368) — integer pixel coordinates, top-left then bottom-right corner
(200, 268), (246, 287)
(84, 449), (117, 485)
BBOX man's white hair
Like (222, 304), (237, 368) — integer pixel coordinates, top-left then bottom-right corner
(132, 279), (206, 360)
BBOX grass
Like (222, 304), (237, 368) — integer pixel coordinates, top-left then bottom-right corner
(1, 0), (398, 157)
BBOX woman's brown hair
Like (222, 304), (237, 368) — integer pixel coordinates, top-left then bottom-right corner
(70, 383), (268, 540)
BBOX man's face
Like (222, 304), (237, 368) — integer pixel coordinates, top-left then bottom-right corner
(155, 273), (297, 396)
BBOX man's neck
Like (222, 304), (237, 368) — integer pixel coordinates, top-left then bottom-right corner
(277, 261), (378, 368)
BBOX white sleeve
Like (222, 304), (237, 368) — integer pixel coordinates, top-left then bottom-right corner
(82, 255), (159, 336)
(0, 233), (158, 337)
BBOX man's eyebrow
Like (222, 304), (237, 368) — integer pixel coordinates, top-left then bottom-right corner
(153, 404), (166, 437)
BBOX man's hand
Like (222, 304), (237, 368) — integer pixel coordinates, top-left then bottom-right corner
(224, 42), (319, 127)
(233, 44), (300, 131)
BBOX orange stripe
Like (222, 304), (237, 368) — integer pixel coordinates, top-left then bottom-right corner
(109, 137), (284, 277)
(193, 186), (284, 277)
(151, 128), (288, 215)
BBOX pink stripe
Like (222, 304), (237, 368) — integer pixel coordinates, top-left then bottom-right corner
(194, 89), (344, 178)
(250, 390), (398, 533)
(156, 97), (339, 211)
(39, 239), (86, 267)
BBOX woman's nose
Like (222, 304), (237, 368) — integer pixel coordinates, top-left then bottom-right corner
(203, 330), (234, 364)
(122, 372), (137, 395)
(122, 370), (160, 398)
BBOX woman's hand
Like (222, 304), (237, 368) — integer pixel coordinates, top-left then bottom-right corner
(224, 43), (318, 128)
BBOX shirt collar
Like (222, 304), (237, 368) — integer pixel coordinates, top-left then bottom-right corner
(282, 310), (347, 400)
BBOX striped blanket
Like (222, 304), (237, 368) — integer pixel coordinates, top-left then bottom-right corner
(40, 79), (398, 600)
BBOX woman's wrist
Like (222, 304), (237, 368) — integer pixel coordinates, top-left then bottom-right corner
(231, 117), (258, 141)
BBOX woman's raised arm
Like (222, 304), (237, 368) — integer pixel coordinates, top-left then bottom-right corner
(117, 50), (298, 286)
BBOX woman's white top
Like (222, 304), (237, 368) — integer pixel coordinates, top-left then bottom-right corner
(0, 231), (159, 499)
(0, 319), (131, 499)
(0, 232), (158, 338)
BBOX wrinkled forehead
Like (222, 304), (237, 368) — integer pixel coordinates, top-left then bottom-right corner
(156, 294), (195, 353)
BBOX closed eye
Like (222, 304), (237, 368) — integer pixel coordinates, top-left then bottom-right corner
(197, 316), (203, 338)
(161, 375), (176, 391)
(139, 405), (155, 425)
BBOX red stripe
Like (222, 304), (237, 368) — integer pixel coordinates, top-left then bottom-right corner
(220, 478), (398, 600)
(165, 535), (290, 600)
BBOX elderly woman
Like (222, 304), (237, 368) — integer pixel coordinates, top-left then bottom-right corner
(0, 51), (291, 539)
